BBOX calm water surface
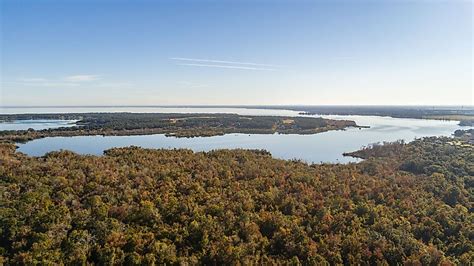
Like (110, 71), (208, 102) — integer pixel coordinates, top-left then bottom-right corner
(0, 120), (77, 130)
(14, 110), (465, 163)
(0, 106), (300, 116)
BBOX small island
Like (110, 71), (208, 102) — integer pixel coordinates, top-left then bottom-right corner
(0, 113), (362, 143)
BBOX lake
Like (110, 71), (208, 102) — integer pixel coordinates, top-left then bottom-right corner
(0, 106), (300, 116)
(0, 119), (78, 130)
(10, 109), (465, 163)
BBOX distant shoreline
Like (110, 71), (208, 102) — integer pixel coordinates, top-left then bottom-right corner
(2, 106), (472, 127)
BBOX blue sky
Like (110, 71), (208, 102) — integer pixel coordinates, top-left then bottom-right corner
(1, 0), (472, 106)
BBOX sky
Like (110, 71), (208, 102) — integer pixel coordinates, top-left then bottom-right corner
(1, 0), (472, 106)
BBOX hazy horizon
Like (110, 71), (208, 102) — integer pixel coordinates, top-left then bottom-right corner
(1, 104), (474, 108)
(1, 0), (473, 106)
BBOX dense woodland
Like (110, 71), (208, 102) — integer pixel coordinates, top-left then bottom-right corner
(0, 113), (357, 143)
(0, 135), (472, 264)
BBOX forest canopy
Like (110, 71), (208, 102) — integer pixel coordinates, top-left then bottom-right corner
(0, 136), (472, 264)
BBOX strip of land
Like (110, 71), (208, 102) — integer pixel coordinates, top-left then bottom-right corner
(295, 108), (474, 126)
(0, 113), (361, 143)
(199, 105), (474, 125)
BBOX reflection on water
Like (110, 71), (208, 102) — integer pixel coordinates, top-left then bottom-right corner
(16, 112), (466, 164)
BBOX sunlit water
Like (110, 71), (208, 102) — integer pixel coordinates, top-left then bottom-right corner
(0, 106), (300, 116)
(9, 108), (466, 164)
(0, 120), (78, 130)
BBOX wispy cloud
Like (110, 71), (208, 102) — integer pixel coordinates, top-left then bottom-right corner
(171, 57), (282, 71)
(171, 57), (281, 68)
(64, 75), (101, 82)
(178, 81), (212, 89)
(2, 81), (80, 87)
(176, 63), (276, 71)
(19, 78), (48, 82)
(95, 82), (134, 88)
(3, 74), (118, 88)
(4, 80), (80, 87)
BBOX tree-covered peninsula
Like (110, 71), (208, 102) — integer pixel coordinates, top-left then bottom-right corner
(0, 135), (472, 264)
(0, 113), (359, 143)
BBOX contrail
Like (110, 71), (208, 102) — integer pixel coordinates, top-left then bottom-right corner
(175, 63), (276, 71)
(171, 57), (281, 68)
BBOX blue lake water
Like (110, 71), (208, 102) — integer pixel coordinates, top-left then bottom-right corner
(0, 120), (77, 130)
(11, 110), (465, 163)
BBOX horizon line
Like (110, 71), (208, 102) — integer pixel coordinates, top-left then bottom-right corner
(1, 104), (473, 108)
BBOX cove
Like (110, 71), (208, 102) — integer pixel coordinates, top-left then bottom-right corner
(16, 115), (464, 163)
